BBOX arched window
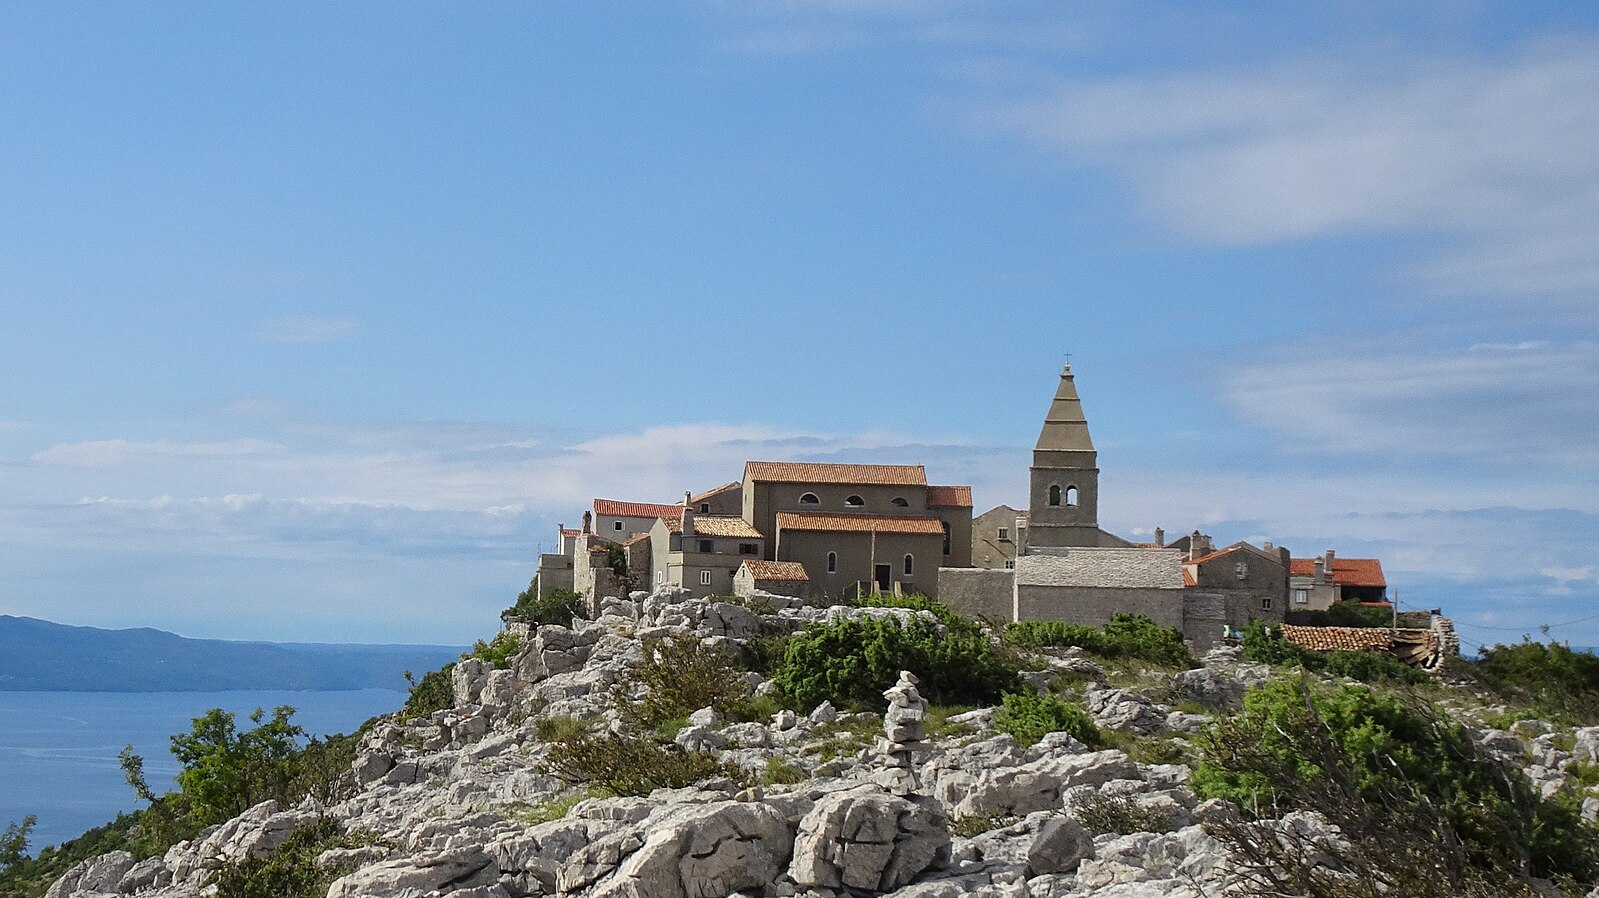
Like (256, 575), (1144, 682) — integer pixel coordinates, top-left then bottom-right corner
(826, 552), (837, 573)
(903, 554), (914, 576)
(1048, 484), (1062, 506)
(941, 521), (952, 555)
(844, 495), (864, 507)
(890, 496), (909, 507)
(800, 492), (820, 505)
(1065, 486), (1079, 507)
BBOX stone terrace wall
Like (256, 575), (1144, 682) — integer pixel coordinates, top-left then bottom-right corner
(938, 568), (1014, 623)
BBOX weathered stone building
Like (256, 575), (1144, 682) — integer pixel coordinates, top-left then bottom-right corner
(971, 504), (1027, 570)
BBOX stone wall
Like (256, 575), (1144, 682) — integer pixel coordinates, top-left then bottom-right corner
(1015, 585), (1184, 630)
(937, 568), (1014, 623)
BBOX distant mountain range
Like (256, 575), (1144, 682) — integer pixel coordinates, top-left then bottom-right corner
(0, 615), (464, 692)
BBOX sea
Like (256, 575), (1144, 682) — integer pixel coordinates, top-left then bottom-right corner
(0, 689), (407, 850)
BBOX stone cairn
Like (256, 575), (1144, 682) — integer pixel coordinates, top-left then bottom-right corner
(877, 670), (932, 796)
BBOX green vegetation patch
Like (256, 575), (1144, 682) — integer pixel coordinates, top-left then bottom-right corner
(398, 663), (456, 722)
(210, 816), (371, 898)
(542, 727), (745, 797)
(992, 690), (1102, 749)
(470, 631), (523, 669)
(1467, 640), (1599, 726)
(505, 583), (585, 629)
(1004, 614), (1194, 668)
(773, 616), (1022, 711)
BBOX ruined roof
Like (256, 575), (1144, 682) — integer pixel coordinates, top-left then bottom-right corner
(1289, 557), (1386, 588)
(926, 485), (973, 508)
(690, 482), (741, 503)
(1014, 548), (1184, 590)
(593, 498), (684, 519)
(1280, 624), (1394, 653)
(622, 533), (651, 548)
(740, 560), (809, 581)
(744, 461), (927, 486)
(775, 512), (946, 535)
(666, 514), (763, 539)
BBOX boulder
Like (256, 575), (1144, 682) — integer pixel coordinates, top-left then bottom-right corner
(581, 800), (793, 898)
(45, 851), (135, 898)
(325, 847), (499, 898)
(788, 786), (950, 893)
(1085, 688), (1168, 736)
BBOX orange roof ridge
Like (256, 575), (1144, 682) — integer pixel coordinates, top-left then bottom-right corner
(776, 512), (945, 535)
(744, 461), (927, 486)
(593, 498), (685, 519)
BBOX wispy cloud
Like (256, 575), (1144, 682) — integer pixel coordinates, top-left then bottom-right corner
(972, 37), (1599, 300)
(258, 317), (360, 344)
(1217, 340), (1599, 467)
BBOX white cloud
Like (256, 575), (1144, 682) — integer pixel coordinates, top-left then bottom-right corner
(973, 38), (1599, 299)
(258, 317), (360, 344)
(32, 438), (285, 468)
(1217, 340), (1599, 466)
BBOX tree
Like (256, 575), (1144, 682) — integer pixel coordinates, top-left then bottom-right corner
(0, 815), (34, 873)
(170, 706), (306, 827)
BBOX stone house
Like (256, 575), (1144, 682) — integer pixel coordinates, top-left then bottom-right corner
(741, 461), (974, 600)
(971, 505), (1028, 570)
(593, 498), (685, 541)
(648, 500), (766, 599)
(1014, 548), (1186, 629)
(1180, 541), (1289, 650)
(1289, 550), (1388, 610)
(689, 482), (743, 516)
(733, 559), (810, 598)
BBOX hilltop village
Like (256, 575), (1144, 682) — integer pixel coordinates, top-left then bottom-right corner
(536, 361), (1434, 657)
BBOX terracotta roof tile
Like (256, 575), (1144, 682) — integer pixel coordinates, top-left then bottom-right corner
(741, 560), (809, 581)
(1182, 568), (1197, 587)
(690, 482), (741, 503)
(560, 528), (581, 538)
(927, 485), (973, 507)
(744, 461), (927, 486)
(1280, 624), (1394, 653)
(1289, 557), (1386, 588)
(622, 533), (651, 547)
(593, 498), (684, 519)
(776, 512), (945, 535)
(667, 514), (764, 539)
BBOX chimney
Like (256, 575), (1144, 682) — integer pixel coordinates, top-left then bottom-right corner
(1154, 527), (1165, 548)
(681, 491), (695, 537)
(581, 511), (592, 535)
(1262, 540), (1273, 551)
(1324, 549), (1335, 582)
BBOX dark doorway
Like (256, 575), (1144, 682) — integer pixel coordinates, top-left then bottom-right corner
(874, 564), (891, 592)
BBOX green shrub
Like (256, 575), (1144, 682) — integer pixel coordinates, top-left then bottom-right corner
(773, 617), (1022, 711)
(616, 634), (755, 729)
(168, 707), (306, 828)
(210, 816), (367, 898)
(1073, 794), (1175, 835)
(542, 730), (746, 796)
(0, 816), (32, 875)
(1192, 678), (1599, 885)
(950, 814), (1018, 838)
(1004, 614), (1193, 668)
(760, 758), (807, 785)
(1468, 640), (1599, 725)
(1241, 620), (1427, 685)
(398, 663), (455, 722)
(506, 584), (585, 628)
(470, 631), (523, 669)
(1285, 602), (1399, 629)
(993, 690), (1101, 748)
(533, 714), (591, 745)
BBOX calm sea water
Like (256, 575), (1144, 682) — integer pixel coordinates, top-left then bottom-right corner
(0, 689), (406, 850)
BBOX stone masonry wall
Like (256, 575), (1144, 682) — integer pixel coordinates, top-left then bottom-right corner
(937, 568), (1015, 623)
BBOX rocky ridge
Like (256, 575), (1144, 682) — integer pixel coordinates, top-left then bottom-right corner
(41, 588), (1595, 898)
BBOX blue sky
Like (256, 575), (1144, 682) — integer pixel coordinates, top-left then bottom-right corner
(1, 1), (1596, 648)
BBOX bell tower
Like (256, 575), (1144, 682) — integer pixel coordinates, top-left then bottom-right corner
(1027, 359), (1101, 549)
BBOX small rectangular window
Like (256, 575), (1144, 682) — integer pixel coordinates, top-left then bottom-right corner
(1261, 597), (1273, 611)
(698, 539), (714, 553)
(613, 521), (623, 531)
(998, 528), (1009, 540)
(1294, 589), (1308, 605)
(739, 543), (757, 555)
(1004, 560), (1016, 570)
(699, 570), (712, 586)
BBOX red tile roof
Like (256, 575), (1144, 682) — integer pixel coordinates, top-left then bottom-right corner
(1290, 557), (1386, 588)
(926, 485), (973, 507)
(776, 512), (946, 535)
(1281, 624), (1395, 653)
(741, 560), (809, 581)
(744, 461), (927, 486)
(593, 498), (684, 519)
(559, 528), (581, 538)
(666, 514), (764, 539)
(1182, 568), (1197, 587)
(691, 482), (741, 503)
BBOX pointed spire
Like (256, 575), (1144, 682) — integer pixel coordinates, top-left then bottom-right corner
(1035, 357), (1095, 453)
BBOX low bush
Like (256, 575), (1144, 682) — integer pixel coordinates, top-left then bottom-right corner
(1192, 678), (1599, 892)
(615, 634), (755, 729)
(1284, 601), (1400, 629)
(1004, 614), (1193, 668)
(542, 729), (745, 796)
(992, 691), (1101, 748)
(1467, 640), (1599, 725)
(398, 663), (455, 722)
(1241, 620), (1428, 685)
(505, 584), (585, 629)
(1072, 794), (1175, 836)
(470, 631), (523, 669)
(210, 816), (368, 898)
(773, 617), (1022, 711)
